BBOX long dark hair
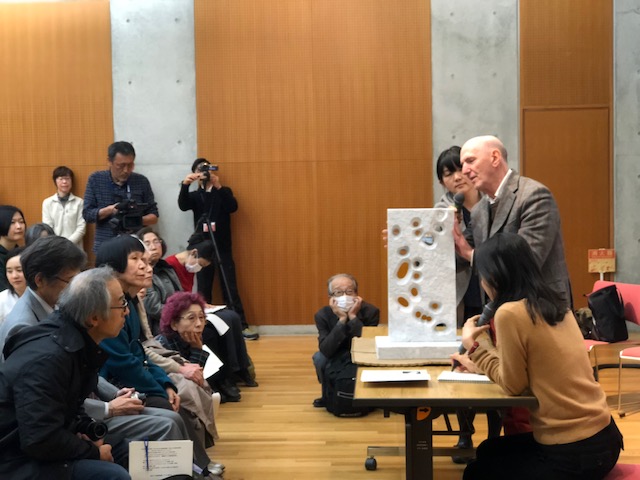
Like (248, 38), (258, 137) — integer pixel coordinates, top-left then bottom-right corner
(474, 232), (566, 325)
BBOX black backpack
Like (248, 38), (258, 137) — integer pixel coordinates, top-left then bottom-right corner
(323, 350), (371, 417)
(587, 284), (628, 342)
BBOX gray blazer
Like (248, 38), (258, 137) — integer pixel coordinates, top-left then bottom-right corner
(466, 173), (572, 307)
(0, 288), (50, 362)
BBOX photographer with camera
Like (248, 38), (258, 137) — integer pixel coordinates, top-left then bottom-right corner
(179, 158), (258, 340)
(83, 141), (159, 252)
(0, 268), (131, 480)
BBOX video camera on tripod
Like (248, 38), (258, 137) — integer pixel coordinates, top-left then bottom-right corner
(109, 197), (148, 233)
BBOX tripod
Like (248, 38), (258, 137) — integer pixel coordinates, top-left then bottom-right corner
(197, 180), (235, 312)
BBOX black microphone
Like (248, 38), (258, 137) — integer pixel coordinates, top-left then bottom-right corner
(453, 192), (465, 222)
(452, 301), (495, 370)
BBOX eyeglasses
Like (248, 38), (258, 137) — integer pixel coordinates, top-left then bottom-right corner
(179, 313), (206, 323)
(331, 289), (356, 297)
(110, 297), (129, 311)
(55, 275), (71, 284)
(143, 239), (162, 247)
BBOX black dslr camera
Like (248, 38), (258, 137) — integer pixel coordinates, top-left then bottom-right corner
(75, 417), (108, 441)
(197, 163), (218, 182)
(109, 198), (148, 233)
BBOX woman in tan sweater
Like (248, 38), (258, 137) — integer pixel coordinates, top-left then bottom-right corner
(454, 232), (622, 480)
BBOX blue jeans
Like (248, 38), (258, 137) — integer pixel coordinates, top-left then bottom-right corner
(70, 459), (130, 480)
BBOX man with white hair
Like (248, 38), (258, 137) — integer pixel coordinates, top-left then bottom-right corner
(0, 267), (131, 479)
(311, 273), (380, 408)
(453, 135), (572, 308)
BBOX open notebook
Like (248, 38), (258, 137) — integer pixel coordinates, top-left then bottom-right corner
(360, 369), (430, 383)
(437, 371), (492, 383)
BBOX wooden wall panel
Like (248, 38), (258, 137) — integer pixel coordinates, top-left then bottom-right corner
(0, 1), (113, 253)
(520, 0), (612, 308)
(523, 108), (610, 305)
(520, 0), (612, 107)
(195, 0), (432, 325)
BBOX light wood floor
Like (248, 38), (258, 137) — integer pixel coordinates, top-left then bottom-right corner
(208, 335), (640, 480)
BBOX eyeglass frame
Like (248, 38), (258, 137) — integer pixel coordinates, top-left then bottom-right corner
(330, 289), (357, 298)
(110, 297), (129, 311)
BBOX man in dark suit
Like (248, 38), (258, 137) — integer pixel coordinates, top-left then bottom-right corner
(312, 273), (380, 408)
(0, 235), (86, 360)
(453, 135), (572, 308)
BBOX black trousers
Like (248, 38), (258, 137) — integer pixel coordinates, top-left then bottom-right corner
(463, 417), (623, 480)
(202, 309), (251, 375)
(197, 250), (249, 329)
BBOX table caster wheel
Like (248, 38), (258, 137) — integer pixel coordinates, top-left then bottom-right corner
(365, 457), (377, 471)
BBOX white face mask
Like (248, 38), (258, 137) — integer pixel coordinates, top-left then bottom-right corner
(185, 262), (202, 274)
(335, 295), (355, 312)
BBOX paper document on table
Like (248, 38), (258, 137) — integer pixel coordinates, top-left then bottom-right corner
(360, 369), (430, 383)
(205, 312), (229, 335)
(437, 371), (492, 383)
(129, 440), (192, 480)
(202, 344), (223, 378)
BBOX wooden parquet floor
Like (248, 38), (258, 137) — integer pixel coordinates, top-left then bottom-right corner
(207, 335), (640, 480)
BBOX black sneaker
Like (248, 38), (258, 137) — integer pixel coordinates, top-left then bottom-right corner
(313, 397), (325, 408)
(451, 437), (474, 464)
(235, 369), (259, 387)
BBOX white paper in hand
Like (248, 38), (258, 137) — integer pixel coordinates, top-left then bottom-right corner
(206, 312), (230, 335)
(202, 344), (224, 379)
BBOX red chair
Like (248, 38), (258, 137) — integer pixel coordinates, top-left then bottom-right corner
(604, 463), (640, 479)
(585, 281), (640, 380)
(617, 345), (640, 417)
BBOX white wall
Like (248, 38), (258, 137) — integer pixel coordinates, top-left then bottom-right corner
(111, 0), (197, 253)
(431, 0), (519, 203)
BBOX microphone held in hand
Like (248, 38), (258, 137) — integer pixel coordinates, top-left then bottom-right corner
(452, 302), (496, 370)
(453, 192), (465, 222)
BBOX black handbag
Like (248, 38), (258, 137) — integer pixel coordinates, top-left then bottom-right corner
(587, 285), (628, 342)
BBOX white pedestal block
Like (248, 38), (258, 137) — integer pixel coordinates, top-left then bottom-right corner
(375, 336), (460, 360)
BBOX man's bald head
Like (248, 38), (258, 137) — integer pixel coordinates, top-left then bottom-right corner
(460, 135), (509, 197)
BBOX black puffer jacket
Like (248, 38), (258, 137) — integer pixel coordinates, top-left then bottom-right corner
(0, 311), (107, 480)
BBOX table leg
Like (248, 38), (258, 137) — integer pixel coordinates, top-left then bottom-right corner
(405, 406), (433, 480)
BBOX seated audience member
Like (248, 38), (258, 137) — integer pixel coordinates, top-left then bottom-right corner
(0, 267), (131, 480)
(153, 291), (224, 470)
(42, 165), (86, 247)
(137, 227), (185, 334)
(453, 233), (622, 480)
(0, 205), (26, 292)
(136, 253), (224, 476)
(95, 235), (178, 409)
(312, 273), (380, 408)
(0, 248), (25, 326)
(95, 235), (221, 479)
(144, 230), (257, 399)
(0, 235), (86, 360)
(24, 222), (55, 246)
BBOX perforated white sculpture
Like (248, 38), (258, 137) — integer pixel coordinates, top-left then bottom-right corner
(375, 208), (459, 359)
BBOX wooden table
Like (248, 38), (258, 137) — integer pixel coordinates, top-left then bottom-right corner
(353, 366), (538, 480)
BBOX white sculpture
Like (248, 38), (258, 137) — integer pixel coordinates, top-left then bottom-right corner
(376, 208), (459, 359)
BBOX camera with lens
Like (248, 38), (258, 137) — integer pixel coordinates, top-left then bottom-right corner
(131, 392), (147, 403)
(197, 163), (219, 182)
(109, 198), (148, 233)
(75, 417), (108, 442)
